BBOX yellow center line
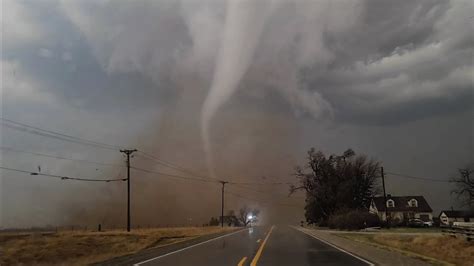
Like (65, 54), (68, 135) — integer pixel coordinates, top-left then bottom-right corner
(237, 256), (247, 266)
(250, 226), (275, 266)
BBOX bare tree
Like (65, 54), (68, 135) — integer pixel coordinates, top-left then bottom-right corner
(237, 206), (260, 226)
(452, 165), (474, 209)
(225, 210), (239, 226)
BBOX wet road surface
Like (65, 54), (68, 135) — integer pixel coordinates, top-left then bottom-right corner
(100, 225), (372, 266)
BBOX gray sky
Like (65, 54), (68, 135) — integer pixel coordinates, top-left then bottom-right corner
(1, 0), (473, 228)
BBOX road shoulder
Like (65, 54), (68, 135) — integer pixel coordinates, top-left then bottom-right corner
(294, 227), (433, 266)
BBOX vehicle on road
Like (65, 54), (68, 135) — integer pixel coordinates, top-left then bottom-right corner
(408, 218), (433, 228)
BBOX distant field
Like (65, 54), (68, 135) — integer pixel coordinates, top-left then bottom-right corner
(0, 226), (236, 265)
(338, 232), (474, 266)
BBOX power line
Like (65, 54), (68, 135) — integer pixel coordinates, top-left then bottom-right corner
(133, 155), (291, 185)
(1, 118), (293, 186)
(0, 145), (289, 186)
(228, 180), (292, 186)
(130, 167), (302, 200)
(136, 151), (211, 180)
(130, 166), (219, 184)
(226, 190), (302, 208)
(0, 166), (126, 182)
(385, 171), (452, 183)
(2, 122), (117, 150)
(0, 118), (211, 178)
(1, 117), (125, 151)
(135, 152), (289, 186)
(231, 183), (305, 199)
(0, 146), (123, 168)
(233, 174), (293, 183)
(0, 118), (216, 180)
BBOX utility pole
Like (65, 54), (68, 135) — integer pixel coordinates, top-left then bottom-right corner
(220, 181), (228, 228)
(381, 166), (389, 227)
(121, 149), (137, 232)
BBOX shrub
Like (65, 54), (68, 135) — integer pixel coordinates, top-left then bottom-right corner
(208, 217), (219, 226)
(389, 217), (402, 227)
(328, 209), (380, 230)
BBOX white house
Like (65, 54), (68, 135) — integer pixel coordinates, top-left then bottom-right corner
(369, 195), (433, 224)
(439, 210), (474, 226)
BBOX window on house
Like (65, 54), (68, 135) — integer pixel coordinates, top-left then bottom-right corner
(387, 199), (395, 208)
(409, 199), (418, 207)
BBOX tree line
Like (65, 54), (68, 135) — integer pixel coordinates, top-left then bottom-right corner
(291, 147), (473, 228)
(207, 206), (259, 227)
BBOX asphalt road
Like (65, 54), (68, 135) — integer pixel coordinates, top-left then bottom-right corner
(102, 225), (372, 266)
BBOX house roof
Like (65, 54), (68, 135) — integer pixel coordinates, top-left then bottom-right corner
(439, 210), (474, 218)
(372, 196), (432, 212)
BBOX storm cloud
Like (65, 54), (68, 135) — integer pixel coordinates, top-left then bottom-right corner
(1, 0), (473, 227)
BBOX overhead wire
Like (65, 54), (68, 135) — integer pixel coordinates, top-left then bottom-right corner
(228, 180), (292, 185)
(385, 171), (452, 183)
(1, 117), (124, 151)
(1, 117), (216, 180)
(231, 183), (305, 199)
(3, 118), (449, 199)
(136, 151), (293, 186)
(130, 166), (219, 184)
(135, 151), (211, 180)
(0, 166), (126, 182)
(0, 146), (124, 168)
(226, 190), (303, 208)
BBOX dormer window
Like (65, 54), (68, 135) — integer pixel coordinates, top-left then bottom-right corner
(409, 199), (418, 207)
(387, 199), (395, 208)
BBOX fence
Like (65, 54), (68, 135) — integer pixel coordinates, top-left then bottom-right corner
(442, 222), (474, 241)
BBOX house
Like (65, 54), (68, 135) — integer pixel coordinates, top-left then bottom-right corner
(439, 210), (474, 226)
(369, 195), (433, 224)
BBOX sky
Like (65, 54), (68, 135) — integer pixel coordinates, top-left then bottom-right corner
(1, 0), (473, 228)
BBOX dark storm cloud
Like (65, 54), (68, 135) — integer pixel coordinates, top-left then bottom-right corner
(60, 0), (472, 125)
(2, 0), (473, 227)
(298, 0), (473, 124)
(4, 0), (472, 124)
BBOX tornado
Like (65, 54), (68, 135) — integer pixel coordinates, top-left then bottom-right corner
(201, 0), (275, 179)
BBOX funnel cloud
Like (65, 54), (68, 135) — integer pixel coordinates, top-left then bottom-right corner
(1, 0), (473, 228)
(201, 0), (276, 178)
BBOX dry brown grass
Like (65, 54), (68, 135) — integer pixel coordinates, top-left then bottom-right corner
(0, 226), (236, 265)
(340, 233), (474, 266)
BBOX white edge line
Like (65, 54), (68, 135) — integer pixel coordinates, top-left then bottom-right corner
(292, 226), (375, 266)
(133, 228), (249, 266)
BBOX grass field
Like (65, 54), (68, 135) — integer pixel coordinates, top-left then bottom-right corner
(338, 232), (474, 266)
(372, 227), (443, 234)
(0, 226), (236, 265)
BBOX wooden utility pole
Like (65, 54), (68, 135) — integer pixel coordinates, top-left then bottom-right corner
(121, 149), (137, 232)
(220, 181), (228, 227)
(381, 166), (389, 227)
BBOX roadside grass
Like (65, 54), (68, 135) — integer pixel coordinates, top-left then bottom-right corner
(373, 227), (442, 234)
(311, 225), (442, 234)
(0, 226), (236, 265)
(337, 233), (474, 266)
